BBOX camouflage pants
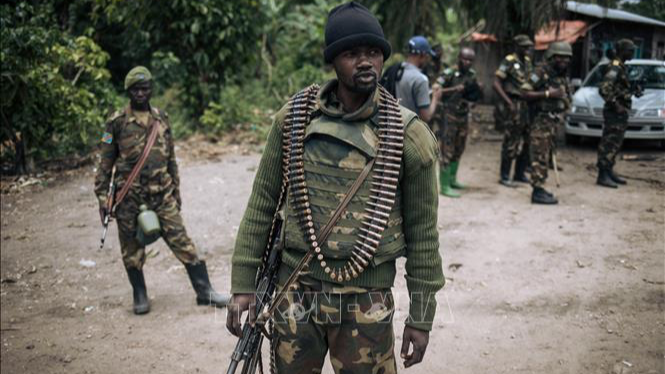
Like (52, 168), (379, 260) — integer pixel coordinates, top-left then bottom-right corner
(437, 115), (468, 168)
(597, 110), (629, 170)
(115, 186), (199, 269)
(273, 266), (396, 374)
(500, 100), (530, 161)
(529, 114), (559, 188)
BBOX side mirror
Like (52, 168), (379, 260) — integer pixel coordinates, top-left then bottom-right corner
(571, 78), (582, 92)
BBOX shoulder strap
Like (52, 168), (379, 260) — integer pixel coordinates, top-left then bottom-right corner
(112, 117), (160, 211)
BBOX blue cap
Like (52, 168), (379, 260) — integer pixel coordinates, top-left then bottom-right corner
(408, 36), (435, 56)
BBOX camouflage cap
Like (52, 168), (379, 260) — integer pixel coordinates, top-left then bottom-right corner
(616, 39), (636, 52)
(513, 34), (534, 47)
(124, 66), (152, 90)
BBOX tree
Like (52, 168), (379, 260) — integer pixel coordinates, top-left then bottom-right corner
(1, 1), (119, 174)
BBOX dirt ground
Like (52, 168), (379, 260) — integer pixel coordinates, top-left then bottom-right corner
(1, 123), (664, 374)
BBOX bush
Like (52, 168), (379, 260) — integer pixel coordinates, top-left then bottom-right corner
(1, 2), (120, 173)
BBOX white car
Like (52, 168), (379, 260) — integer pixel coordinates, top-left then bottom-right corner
(565, 59), (665, 146)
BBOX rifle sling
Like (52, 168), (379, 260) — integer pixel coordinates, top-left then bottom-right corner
(112, 117), (160, 211)
(262, 158), (376, 319)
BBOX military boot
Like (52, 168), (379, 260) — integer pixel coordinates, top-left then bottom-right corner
(449, 161), (466, 189)
(185, 261), (230, 308)
(126, 267), (150, 315)
(440, 166), (461, 198)
(499, 155), (514, 187)
(609, 168), (627, 185)
(597, 168), (618, 188)
(513, 151), (530, 183)
(531, 187), (558, 205)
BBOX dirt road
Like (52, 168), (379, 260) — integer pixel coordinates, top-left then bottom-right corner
(1, 132), (663, 374)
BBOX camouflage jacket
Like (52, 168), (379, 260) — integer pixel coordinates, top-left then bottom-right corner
(495, 53), (532, 97)
(599, 59), (632, 110)
(522, 63), (571, 114)
(436, 67), (480, 116)
(94, 105), (180, 206)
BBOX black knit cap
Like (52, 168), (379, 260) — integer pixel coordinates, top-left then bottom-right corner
(323, 2), (392, 63)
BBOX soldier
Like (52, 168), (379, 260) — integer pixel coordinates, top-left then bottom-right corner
(596, 39), (640, 188)
(521, 42), (573, 205)
(94, 66), (229, 314)
(433, 47), (482, 198)
(494, 34), (534, 186)
(226, 3), (445, 373)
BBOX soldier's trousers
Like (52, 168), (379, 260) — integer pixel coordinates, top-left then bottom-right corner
(273, 266), (396, 374)
(530, 114), (559, 188)
(438, 116), (468, 168)
(500, 100), (530, 161)
(597, 110), (629, 170)
(115, 186), (199, 269)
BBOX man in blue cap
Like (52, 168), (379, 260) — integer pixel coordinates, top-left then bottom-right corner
(395, 35), (443, 123)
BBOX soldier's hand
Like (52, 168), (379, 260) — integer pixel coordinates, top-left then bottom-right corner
(454, 84), (465, 93)
(400, 326), (430, 368)
(507, 100), (516, 114)
(432, 84), (443, 100)
(226, 293), (257, 337)
(548, 87), (566, 99)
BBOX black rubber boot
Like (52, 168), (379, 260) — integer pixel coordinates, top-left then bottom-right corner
(513, 151), (530, 183)
(531, 187), (558, 205)
(185, 261), (230, 308)
(126, 268), (150, 315)
(609, 168), (627, 185)
(499, 155), (514, 187)
(597, 168), (618, 188)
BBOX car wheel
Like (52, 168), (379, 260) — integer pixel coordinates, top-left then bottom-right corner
(565, 133), (580, 146)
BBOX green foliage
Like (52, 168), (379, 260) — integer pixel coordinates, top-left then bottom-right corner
(1, 2), (120, 173)
(197, 0), (335, 137)
(91, 0), (264, 122)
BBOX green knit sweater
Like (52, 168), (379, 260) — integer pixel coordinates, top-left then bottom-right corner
(231, 81), (445, 331)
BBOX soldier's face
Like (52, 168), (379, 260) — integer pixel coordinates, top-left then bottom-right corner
(458, 49), (475, 72)
(128, 81), (152, 107)
(619, 47), (635, 61)
(333, 46), (384, 94)
(552, 55), (570, 72)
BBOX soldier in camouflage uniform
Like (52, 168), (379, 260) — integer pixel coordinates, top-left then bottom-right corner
(521, 42), (573, 205)
(596, 39), (640, 188)
(493, 34), (534, 187)
(433, 47), (482, 198)
(227, 3), (445, 373)
(94, 66), (229, 314)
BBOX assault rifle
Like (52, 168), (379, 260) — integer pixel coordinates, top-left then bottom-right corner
(227, 219), (283, 374)
(99, 168), (116, 250)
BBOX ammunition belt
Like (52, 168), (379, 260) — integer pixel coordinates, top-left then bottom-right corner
(283, 85), (405, 283)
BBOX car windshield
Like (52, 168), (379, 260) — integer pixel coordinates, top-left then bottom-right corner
(584, 63), (665, 89)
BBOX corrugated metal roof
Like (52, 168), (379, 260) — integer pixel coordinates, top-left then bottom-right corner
(566, 1), (665, 27)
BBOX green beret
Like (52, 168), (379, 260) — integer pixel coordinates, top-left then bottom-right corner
(513, 34), (534, 47)
(124, 66), (152, 90)
(616, 39), (636, 52)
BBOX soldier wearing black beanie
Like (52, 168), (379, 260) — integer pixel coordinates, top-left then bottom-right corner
(323, 2), (392, 63)
(228, 2), (443, 373)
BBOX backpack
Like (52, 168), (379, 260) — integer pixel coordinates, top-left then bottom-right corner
(380, 62), (405, 98)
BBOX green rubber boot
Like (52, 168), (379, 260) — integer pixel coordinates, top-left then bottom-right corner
(440, 166), (461, 198)
(449, 161), (466, 190)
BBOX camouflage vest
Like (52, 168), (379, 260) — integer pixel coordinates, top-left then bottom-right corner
(531, 64), (571, 114)
(498, 54), (532, 97)
(282, 92), (417, 269)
